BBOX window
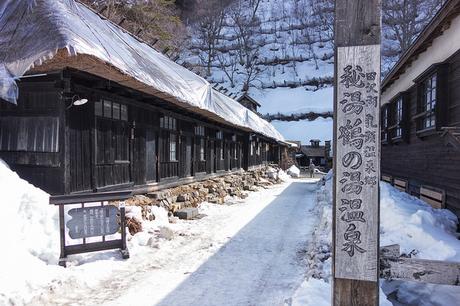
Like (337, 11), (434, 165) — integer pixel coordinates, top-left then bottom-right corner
(195, 125), (205, 136)
(200, 138), (205, 161)
(95, 100), (128, 121)
(220, 143), (225, 160)
(169, 133), (177, 161)
(250, 141), (255, 155)
(0, 116), (59, 152)
(160, 115), (177, 130)
(420, 74), (437, 130)
(216, 131), (223, 139)
(381, 105), (389, 143)
(389, 95), (404, 141)
(394, 97), (403, 137)
(95, 100), (130, 166)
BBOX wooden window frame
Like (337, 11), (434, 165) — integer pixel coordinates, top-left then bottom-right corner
(388, 92), (409, 143)
(220, 141), (225, 160)
(95, 100), (130, 165)
(195, 125), (205, 136)
(95, 99), (128, 122)
(169, 133), (177, 162)
(413, 64), (448, 137)
(160, 115), (177, 130)
(381, 104), (390, 144)
(199, 138), (205, 161)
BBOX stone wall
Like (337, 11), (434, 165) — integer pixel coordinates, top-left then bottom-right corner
(124, 166), (284, 228)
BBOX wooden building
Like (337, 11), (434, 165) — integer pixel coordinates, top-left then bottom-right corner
(237, 93), (261, 113)
(0, 0), (286, 196)
(296, 140), (332, 171)
(380, 0), (460, 216)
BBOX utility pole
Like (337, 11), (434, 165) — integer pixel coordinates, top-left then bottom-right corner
(333, 1), (381, 305)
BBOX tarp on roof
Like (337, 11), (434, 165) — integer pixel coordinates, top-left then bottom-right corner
(0, 0), (284, 141)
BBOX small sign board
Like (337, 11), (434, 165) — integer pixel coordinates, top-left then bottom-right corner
(50, 190), (132, 267)
(67, 205), (120, 239)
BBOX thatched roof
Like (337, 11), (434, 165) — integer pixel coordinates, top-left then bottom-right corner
(0, 0), (284, 142)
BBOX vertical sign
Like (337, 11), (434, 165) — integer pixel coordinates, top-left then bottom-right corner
(333, 1), (381, 305)
(335, 45), (380, 280)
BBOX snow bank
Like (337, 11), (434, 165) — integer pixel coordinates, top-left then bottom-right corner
(287, 165), (300, 178)
(292, 173), (460, 306)
(0, 159), (60, 304)
(380, 182), (459, 259)
(379, 182), (460, 305)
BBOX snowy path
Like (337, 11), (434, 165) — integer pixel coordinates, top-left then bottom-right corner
(36, 179), (320, 306)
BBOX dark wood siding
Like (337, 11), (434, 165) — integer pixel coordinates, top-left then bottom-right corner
(0, 79), (65, 194)
(68, 101), (92, 192)
(382, 50), (460, 216)
(0, 70), (283, 196)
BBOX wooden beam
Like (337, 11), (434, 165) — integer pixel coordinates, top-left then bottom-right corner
(380, 245), (460, 286)
(333, 1), (381, 305)
(380, 257), (460, 286)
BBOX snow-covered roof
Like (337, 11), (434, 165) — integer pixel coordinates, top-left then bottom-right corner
(237, 93), (261, 107)
(300, 145), (326, 158)
(0, 0), (284, 142)
(283, 141), (299, 148)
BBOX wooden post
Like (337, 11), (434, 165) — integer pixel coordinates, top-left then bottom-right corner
(333, 1), (381, 305)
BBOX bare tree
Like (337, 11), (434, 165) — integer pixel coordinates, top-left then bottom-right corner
(228, 0), (264, 91)
(216, 51), (239, 88)
(382, 0), (445, 72)
(191, 0), (227, 76)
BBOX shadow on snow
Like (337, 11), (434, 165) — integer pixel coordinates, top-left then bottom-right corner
(157, 180), (319, 306)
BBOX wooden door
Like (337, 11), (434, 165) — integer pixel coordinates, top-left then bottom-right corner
(94, 100), (131, 188)
(145, 128), (157, 182)
(69, 102), (92, 193)
(182, 135), (192, 177)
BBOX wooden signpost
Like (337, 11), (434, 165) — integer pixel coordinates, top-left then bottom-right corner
(333, 1), (381, 305)
(50, 190), (132, 267)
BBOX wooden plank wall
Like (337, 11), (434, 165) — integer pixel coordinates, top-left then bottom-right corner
(0, 80), (66, 194)
(381, 50), (460, 217)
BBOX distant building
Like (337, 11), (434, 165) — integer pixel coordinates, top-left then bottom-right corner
(237, 93), (261, 113)
(296, 140), (331, 170)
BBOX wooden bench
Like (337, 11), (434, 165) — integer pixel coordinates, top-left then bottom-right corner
(381, 174), (392, 184)
(420, 185), (446, 209)
(393, 178), (408, 192)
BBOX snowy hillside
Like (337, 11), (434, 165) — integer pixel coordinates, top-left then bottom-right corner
(184, 0), (334, 142)
(182, 0), (445, 142)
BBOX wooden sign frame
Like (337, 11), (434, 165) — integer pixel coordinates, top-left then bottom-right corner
(50, 190), (132, 267)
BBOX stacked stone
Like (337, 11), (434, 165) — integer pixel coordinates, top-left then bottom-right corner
(125, 166), (283, 220)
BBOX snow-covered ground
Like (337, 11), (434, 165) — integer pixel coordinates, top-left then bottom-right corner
(2, 158), (460, 306)
(291, 172), (460, 306)
(0, 160), (321, 305)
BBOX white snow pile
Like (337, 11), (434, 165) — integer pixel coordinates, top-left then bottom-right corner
(379, 182), (460, 305)
(291, 170), (460, 306)
(0, 159), (60, 304)
(265, 166), (291, 182)
(287, 165), (300, 178)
